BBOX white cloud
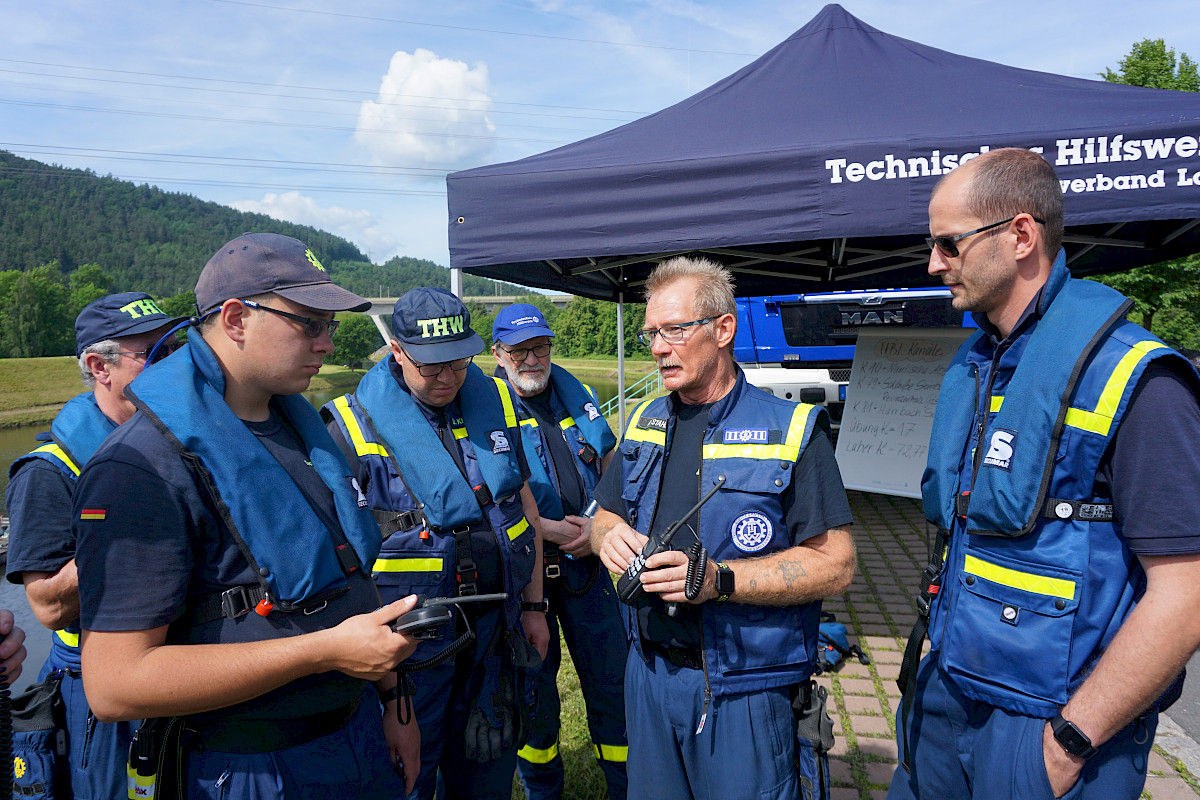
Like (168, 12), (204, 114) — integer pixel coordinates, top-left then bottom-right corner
(355, 49), (496, 168)
(229, 192), (400, 263)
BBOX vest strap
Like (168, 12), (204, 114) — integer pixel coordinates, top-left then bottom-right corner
(453, 527), (478, 596)
(1041, 498), (1115, 522)
(187, 584), (268, 626)
(898, 525), (950, 773)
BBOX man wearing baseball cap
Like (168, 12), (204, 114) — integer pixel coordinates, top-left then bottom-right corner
(5, 291), (182, 799)
(324, 287), (550, 800)
(72, 233), (420, 799)
(491, 303), (629, 800)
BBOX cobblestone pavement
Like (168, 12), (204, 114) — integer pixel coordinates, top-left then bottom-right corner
(824, 491), (1199, 799)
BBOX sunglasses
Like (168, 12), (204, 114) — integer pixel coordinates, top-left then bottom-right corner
(241, 299), (339, 338)
(402, 348), (473, 377)
(925, 215), (1045, 258)
(117, 337), (182, 364)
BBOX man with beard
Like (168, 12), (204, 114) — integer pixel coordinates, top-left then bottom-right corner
(591, 256), (856, 800)
(889, 148), (1200, 800)
(491, 303), (628, 800)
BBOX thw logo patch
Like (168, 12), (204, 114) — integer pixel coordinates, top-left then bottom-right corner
(583, 402), (600, 421)
(982, 429), (1015, 470)
(490, 430), (511, 453)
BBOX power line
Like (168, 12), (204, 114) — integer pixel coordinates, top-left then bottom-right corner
(209, 0), (758, 57)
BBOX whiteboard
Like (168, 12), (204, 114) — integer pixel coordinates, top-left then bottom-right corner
(834, 327), (974, 499)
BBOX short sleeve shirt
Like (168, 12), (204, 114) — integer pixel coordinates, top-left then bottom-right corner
(5, 457), (77, 583)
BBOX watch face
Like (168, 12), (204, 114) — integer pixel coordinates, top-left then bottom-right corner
(716, 565), (735, 595)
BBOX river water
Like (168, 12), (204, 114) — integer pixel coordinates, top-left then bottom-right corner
(0, 373), (623, 691)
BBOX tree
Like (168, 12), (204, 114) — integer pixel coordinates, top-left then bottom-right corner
(159, 290), (197, 319)
(0, 264), (73, 357)
(1095, 40), (1200, 340)
(328, 313), (384, 369)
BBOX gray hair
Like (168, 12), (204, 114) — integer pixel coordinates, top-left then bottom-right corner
(948, 148), (1064, 259)
(644, 256), (737, 320)
(78, 340), (122, 389)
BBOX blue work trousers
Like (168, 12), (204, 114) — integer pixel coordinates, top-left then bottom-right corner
(38, 638), (134, 800)
(517, 555), (628, 800)
(407, 607), (522, 800)
(887, 655), (1156, 800)
(184, 688), (404, 800)
(625, 647), (826, 800)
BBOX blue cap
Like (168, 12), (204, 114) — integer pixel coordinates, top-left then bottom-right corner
(75, 292), (182, 355)
(492, 303), (555, 346)
(195, 233), (370, 315)
(391, 287), (483, 363)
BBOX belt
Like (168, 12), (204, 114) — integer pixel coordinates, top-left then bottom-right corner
(646, 641), (703, 670)
(189, 697), (361, 753)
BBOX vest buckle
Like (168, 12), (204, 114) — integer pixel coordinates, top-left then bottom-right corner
(219, 586), (256, 620)
(955, 490), (971, 520)
(544, 546), (562, 579)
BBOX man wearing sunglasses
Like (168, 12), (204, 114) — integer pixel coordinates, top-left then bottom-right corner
(4, 291), (181, 799)
(325, 287), (549, 800)
(71, 234), (421, 799)
(890, 148), (1200, 800)
(489, 303), (629, 800)
(591, 256), (857, 800)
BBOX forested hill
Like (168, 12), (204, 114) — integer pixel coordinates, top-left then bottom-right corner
(0, 150), (522, 298)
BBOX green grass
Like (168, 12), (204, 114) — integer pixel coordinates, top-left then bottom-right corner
(0, 356), (82, 427)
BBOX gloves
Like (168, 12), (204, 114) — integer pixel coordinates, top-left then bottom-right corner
(463, 674), (515, 762)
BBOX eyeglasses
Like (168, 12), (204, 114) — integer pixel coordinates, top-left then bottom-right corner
(500, 342), (552, 362)
(117, 338), (181, 364)
(925, 215), (1045, 258)
(241, 299), (339, 338)
(402, 348), (473, 377)
(637, 317), (716, 347)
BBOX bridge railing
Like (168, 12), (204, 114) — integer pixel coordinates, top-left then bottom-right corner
(600, 370), (663, 420)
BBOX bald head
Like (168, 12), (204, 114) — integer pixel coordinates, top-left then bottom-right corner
(932, 149), (1064, 260)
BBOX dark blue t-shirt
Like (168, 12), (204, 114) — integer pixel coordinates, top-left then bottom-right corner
(5, 457), (76, 583)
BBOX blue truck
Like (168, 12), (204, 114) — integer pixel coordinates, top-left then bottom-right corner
(734, 288), (971, 428)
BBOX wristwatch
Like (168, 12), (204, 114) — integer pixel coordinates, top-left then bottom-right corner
(1051, 713), (1097, 759)
(520, 599), (550, 613)
(375, 684), (399, 705)
(714, 562), (735, 602)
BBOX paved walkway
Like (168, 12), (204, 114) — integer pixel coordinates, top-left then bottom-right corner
(824, 491), (1200, 799)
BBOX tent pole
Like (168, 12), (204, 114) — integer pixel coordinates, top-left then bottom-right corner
(451, 267), (463, 299)
(617, 292), (626, 434)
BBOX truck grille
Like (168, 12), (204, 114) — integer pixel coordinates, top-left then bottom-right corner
(829, 369), (852, 382)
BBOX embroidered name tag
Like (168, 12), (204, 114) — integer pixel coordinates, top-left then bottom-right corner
(638, 417), (667, 432)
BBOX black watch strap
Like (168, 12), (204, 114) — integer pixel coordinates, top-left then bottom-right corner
(715, 562), (735, 602)
(375, 684), (399, 705)
(1051, 713), (1097, 759)
(520, 599), (549, 613)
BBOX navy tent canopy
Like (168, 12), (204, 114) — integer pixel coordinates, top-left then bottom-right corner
(447, 4), (1200, 302)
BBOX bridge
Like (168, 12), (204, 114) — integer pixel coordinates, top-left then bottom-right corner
(358, 295), (574, 342)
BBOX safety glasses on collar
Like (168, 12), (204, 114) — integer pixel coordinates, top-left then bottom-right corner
(926, 215), (1045, 258)
(402, 348), (473, 377)
(637, 317), (717, 347)
(241, 299), (339, 338)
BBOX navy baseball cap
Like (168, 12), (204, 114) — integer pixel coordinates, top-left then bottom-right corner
(492, 303), (555, 346)
(195, 233), (370, 315)
(75, 292), (182, 355)
(391, 287), (483, 363)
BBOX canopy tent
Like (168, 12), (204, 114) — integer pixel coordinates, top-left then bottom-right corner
(446, 4), (1200, 303)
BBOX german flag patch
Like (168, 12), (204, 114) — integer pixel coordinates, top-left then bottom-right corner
(79, 508), (107, 521)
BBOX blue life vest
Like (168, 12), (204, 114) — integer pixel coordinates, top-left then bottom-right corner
(9, 392), (117, 658)
(507, 365), (615, 520)
(922, 252), (1200, 716)
(128, 332), (383, 611)
(324, 360), (534, 608)
(618, 371), (826, 696)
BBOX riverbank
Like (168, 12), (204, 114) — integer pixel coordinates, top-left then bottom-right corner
(0, 355), (657, 426)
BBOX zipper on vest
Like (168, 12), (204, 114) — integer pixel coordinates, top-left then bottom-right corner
(695, 460), (712, 735)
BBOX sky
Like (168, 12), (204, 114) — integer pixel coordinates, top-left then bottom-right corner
(4, 1), (1200, 272)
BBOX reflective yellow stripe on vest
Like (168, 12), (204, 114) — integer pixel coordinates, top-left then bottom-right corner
(593, 743), (628, 763)
(520, 418), (539, 428)
(332, 396), (389, 459)
(373, 557), (444, 573)
(491, 378), (518, 429)
(702, 403), (815, 462)
(989, 396), (1004, 413)
(55, 629), (80, 647)
(518, 739), (559, 764)
(623, 399), (665, 446)
(507, 516), (530, 542)
(1064, 340), (1169, 437)
(32, 443), (80, 477)
(963, 554), (1076, 600)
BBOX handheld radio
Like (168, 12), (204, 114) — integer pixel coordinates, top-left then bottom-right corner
(615, 476), (726, 605)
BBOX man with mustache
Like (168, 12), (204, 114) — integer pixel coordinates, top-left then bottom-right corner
(490, 303), (629, 800)
(889, 148), (1200, 800)
(591, 256), (857, 800)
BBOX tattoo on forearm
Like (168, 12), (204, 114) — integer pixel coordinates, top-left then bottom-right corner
(778, 559), (808, 588)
